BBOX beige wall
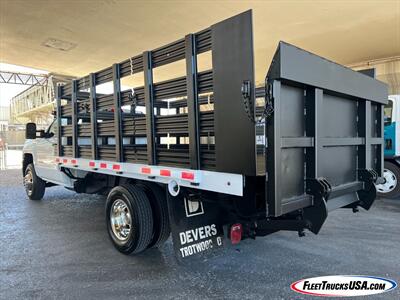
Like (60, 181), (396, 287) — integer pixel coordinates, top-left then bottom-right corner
(350, 57), (400, 94)
(1, 1), (399, 87)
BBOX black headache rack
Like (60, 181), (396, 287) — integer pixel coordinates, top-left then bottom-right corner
(56, 10), (387, 247)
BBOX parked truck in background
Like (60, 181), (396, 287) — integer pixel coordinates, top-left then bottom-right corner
(22, 11), (388, 259)
(376, 95), (400, 198)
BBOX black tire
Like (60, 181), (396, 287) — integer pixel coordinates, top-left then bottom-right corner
(136, 182), (170, 248)
(24, 163), (45, 200)
(377, 161), (400, 199)
(106, 184), (153, 254)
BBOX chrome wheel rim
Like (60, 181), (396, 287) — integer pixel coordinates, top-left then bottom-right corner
(376, 168), (397, 194)
(110, 199), (132, 241)
(24, 170), (33, 196)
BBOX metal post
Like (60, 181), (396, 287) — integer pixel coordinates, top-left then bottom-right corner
(185, 34), (200, 169)
(56, 85), (62, 157)
(266, 80), (282, 216)
(89, 73), (98, 160)
(143, 51), (156, 165)
(71, 80), (78, 158)
(306, 87), (324, 179)
(211, 10), (256, 175)
(112, 64), (123, 162)
(378, 104), (384, 175)
(358, 100), (372, 170)
(365, 101), (372, 169)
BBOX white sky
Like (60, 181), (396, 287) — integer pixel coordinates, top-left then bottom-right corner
(0, 63), (49, 107)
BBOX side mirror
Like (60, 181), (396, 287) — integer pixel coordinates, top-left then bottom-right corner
(26, 123), (37, 139)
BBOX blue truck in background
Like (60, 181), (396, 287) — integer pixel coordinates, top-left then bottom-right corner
(376, 95), (400, 198)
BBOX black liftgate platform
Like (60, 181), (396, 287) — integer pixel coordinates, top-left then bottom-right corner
(264, 42), (387, 221)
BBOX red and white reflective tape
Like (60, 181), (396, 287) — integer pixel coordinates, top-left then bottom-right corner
(181, 171), (195, 180)
(56, 158), (78, 166)
(55, 157), (199, 183)
(141, 167), (151, 174)
(54, 156), (243, 196)
(160, 169), (171, 177)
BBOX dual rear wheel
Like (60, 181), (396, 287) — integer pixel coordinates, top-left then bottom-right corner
(23, 163), (170, 254)
(105, 183), (170, 254)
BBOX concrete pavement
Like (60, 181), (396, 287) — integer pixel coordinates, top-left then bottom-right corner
(1, 169), (399, 299)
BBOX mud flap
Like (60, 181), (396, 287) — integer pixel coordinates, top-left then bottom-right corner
(166, 192), (225, 259)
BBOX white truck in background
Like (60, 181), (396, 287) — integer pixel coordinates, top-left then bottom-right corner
(376, 95), (400, 198)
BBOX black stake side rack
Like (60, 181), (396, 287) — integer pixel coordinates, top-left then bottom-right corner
(56, 11), (257, 176)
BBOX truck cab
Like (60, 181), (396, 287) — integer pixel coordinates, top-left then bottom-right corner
(376, 95), (400, 198)
(23, 121), (74, 198)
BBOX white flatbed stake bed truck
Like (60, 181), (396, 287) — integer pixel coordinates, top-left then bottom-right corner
(23, 10), (388, 258)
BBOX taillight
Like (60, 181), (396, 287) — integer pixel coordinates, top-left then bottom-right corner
(141, 167), (151, 174)
(230, 223), (242, 245)
(160, 169), (171, 177)
(181, 171), (194, 180)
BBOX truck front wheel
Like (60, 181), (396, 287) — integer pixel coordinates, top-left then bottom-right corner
(376, 161), (400, 199)
(106, 184), (154, 254)
(24, 163), (46, 200)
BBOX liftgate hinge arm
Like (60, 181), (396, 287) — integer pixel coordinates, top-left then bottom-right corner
(356, 169), (380, 211)
(254, 179), (333, 238)
(302, 177), (332, 235)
